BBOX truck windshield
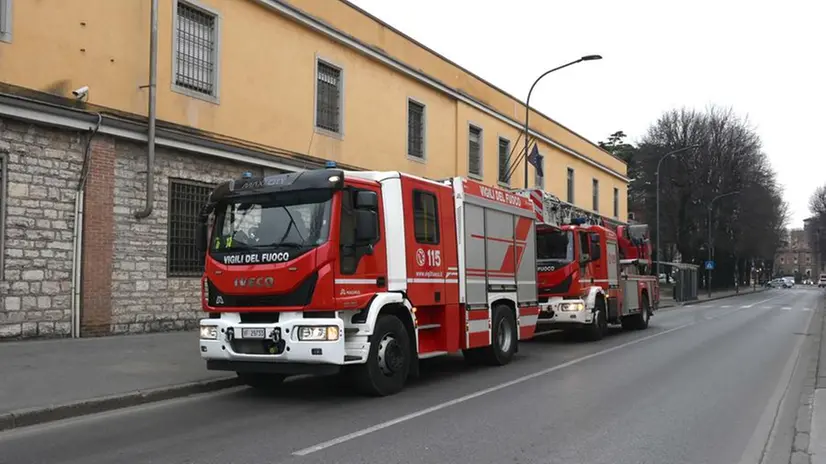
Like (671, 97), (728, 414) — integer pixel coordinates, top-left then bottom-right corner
(210, 190), (333, 253)
(537, 230), (574, 264)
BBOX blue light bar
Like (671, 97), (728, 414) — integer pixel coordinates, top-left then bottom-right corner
(241, 171), (253, 179)
(325, 161), (337, 168)
(570, 217), (588, 225)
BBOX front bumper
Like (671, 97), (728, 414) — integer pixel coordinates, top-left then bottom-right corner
(199, 312), (356, 373)
(537, 298), (593, 327)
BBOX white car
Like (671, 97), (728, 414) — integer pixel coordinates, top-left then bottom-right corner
(819, 274), (826, 288)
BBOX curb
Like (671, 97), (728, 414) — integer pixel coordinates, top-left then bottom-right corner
(658, 288), (767, 311)
(0, 376), (239, 432)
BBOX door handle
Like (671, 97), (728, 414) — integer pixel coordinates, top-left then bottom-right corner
(376, 276), (386, 288)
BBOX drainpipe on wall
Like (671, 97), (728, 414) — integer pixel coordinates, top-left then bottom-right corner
(135, 0), (158, 219)
(71, 113), (103, 338)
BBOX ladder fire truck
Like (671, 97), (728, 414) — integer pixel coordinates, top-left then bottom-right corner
(518, 189), (659, 340)
(195, 166), (540, 396)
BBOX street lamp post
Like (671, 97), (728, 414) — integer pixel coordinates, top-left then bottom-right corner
(707, 191), (740, 298)
(521, 55), (602, 188)
(654, 145), (700, 281)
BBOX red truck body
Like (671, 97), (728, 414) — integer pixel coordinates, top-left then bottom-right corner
(522, 188), (659, 339)
(196, 168), (540, 395)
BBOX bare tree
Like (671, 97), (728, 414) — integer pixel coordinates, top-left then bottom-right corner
(629, 105), (787, 289)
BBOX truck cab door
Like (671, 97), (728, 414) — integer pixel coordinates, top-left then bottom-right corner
(402, 180), (446, 307)
(335, 185), (387, 311)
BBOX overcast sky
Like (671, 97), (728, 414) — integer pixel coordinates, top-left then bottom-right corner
(349, 0), (825, 228)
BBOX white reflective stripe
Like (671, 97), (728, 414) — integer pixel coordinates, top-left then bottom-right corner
(517, 280), (537, 285)
(579, 279), (615, 284)
(467, 319), (488, 333)
(467, 278), (487, 284)
(489, 279), (516, 285)
(407, 278), (459, 284)
(520, 314), (538, 327)
(447, 267), (459, 271)
(335, 279), (375, 284)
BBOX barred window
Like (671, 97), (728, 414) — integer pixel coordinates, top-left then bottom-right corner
(0, 0), (11, 43)
(168, 179), (213, 277)
(567, 168), (575, 203)
(497, 137), (510, 185)
(592, 178), (600, 212)
(468, 125), (482, 177)
(316, 61), (342, 134)
(407, 99), (425, 158)
(174, 1), (217, 97)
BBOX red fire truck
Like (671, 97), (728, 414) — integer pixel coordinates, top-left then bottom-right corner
(195, 166), (540, 396)
(521, 189), (659, 341)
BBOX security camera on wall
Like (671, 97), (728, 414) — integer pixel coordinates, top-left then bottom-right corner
(72, 86), (89, 99)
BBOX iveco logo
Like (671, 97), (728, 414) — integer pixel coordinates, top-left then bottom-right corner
(538, 266), (555, 272)
(233, 276), (275, 288)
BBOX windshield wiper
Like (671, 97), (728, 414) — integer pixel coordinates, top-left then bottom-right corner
(255, 241), (306, 249)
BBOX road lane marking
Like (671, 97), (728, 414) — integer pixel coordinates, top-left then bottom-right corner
(803, 308), (812, 312)
(722, 305), (732, 308)
(292, 307), (754, 456)
(782, 307), (792, 311)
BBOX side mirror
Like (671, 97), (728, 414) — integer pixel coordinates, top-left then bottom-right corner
(580, 253), (591, 264)
(355, 191), (378, 210)
(195, 220), (208, 254)
(355, 210), (378, 243)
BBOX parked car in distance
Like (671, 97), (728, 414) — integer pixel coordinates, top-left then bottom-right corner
(819, 274), (826, 288)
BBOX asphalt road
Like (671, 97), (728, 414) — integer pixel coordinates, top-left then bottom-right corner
(0, 289), (822, 464)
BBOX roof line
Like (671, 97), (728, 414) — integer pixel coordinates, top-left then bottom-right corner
(336, 0), (623, 164)
(255, 0), (628, 182)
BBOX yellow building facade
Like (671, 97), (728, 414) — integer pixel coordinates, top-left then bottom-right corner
(0, 0), (627, 218)
(0, 0), (627, 338)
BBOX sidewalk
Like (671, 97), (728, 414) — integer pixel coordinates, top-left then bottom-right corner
(0, 286), (769, 432)
(0, 331), (236, 431)
(659, 286), (766, 309)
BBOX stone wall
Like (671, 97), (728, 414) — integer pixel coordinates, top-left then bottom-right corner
(0, 118), (84, 338)
(0, 116), (290, 339)
(109, 140), (279, 334)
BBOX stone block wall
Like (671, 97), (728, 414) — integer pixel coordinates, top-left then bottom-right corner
(0, 118), (84, 338)
(109, 140), (273, 334)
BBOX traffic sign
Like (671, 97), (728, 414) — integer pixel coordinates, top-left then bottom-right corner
(705, 260), (715, 270)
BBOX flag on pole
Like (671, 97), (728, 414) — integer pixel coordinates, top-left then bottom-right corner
(527, 143), (543, 177)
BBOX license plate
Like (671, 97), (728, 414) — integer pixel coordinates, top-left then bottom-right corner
(241, 328), (267, 339)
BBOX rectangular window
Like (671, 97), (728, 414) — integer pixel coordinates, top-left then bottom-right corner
(613, 187), (619, 218)
(534, 154), (544, 188)
(497, 137), (510, 185)
(0, 0), (12, 43)
(566, 168), (574, 203)
(407, 99), (425, 159)
(168, 179), (214, 277)
(468, 125), (482, 178)
(592, 178), (599, 212)
(413, 190), (440, 244)
(315, 60), (343, 134)
(173, 1), (218, 99)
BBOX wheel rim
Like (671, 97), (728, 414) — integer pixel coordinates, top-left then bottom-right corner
(377, 333), (404, 376)
(497, 316), (513, 353)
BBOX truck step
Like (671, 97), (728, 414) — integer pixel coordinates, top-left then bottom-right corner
(418, 351), (448, 359)
(417, 323), (441, 330)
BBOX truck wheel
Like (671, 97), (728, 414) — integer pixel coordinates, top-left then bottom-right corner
(479, 304), (517, 366)
(586, 297), (607, 341)
(237, 372), (287, 390)
(353, 314), (411, 397)
(637, 298), (651, 330)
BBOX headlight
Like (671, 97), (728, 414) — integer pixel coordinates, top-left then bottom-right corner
(297, 325), (340, 341)
(199, 325), (218, 340)
(560, 302), (585, 312)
